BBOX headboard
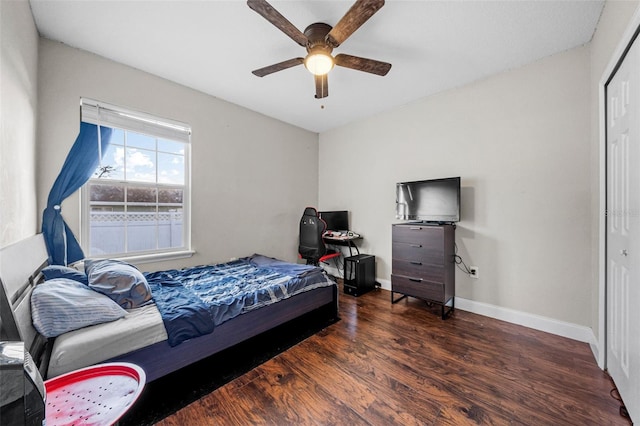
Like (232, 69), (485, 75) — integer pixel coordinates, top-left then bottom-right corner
(0, 234), (50, 375)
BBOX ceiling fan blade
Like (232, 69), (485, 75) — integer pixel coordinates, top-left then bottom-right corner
(335, 53), (391, 76)
(252, 58), (304, 77)
(314, 74), (328, 99)
(326, 0), (385, 48)
(247, 0), (308, 47)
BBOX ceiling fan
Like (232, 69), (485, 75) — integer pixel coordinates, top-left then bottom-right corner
(247, 0), (392, 99)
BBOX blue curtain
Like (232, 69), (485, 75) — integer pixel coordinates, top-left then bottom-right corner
(42, 122), (113, 265)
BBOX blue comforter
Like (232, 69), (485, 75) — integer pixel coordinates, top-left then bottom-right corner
(145, 254), (335, 346)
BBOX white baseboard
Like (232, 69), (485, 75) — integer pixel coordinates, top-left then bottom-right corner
(341, 274), (600, 355)
(377, 278), (391, 290)
(455, 297), (598, 345)
(590, 341), (602, 368)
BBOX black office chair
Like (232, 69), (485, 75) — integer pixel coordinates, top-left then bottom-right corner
(298, 207), (341, 266)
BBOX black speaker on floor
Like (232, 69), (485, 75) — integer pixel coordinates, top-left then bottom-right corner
(343, 254), (375, 297)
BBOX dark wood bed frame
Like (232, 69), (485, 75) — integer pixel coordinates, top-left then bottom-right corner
(0, 234), (339, 382)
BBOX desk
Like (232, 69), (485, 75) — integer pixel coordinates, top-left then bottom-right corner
(323, 233), (362, 257)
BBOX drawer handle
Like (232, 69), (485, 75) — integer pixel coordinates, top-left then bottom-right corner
(409, 244), (422, 248)
(410, 261), (423, 266)
(409, 278), (422, 283)
(409, 227), (422, 230)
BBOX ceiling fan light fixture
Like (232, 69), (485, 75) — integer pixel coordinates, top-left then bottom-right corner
(304, 51), (334, 76)
(249, 0), (391, 97)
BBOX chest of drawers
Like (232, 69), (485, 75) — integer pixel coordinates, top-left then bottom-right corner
(391, 223), (455, 319)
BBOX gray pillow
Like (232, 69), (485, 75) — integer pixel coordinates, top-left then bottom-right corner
(85, 259), (152, 309)
(42, 265), (89, 285)
(31, 278), (127, 338)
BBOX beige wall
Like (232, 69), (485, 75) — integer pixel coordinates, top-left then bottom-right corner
(319, 1), (640, 332)
(320, 45), (593, 326)
(589, 0), (640, 339)
(37, 39), (319, 270)
(0, 0), (39, 248)
(7, 0), (640, 336)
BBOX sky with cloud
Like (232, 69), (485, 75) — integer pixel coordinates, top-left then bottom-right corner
(96, 128), (185, 185)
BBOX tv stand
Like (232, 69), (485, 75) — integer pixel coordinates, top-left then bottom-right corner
(391, 223), (455, 319)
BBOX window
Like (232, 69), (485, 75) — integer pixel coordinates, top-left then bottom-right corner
(80, 99), (191, 260)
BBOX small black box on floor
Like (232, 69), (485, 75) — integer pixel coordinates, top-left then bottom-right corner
(343, 254), (375, 296)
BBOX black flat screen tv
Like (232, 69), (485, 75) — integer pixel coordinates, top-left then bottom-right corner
(318, 210), (349, 232)
(395, 177), (460, 223)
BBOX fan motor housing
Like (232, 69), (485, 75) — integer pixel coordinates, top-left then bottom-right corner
(304, 22), (333, 53)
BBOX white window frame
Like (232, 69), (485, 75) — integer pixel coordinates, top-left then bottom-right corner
(80, 98), (193, 263)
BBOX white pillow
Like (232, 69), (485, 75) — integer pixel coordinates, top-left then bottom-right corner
(31, 278), (127, 338)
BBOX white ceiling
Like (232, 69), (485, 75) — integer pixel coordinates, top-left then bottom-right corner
(29, 0), (604, 133)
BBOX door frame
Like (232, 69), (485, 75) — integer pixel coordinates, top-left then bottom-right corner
(598, 6), (640, 370)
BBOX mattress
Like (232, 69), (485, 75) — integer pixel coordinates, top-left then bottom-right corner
(146, 254), (335, 346)
(46, 255), (335, 378)
(47, 304), (167, 378)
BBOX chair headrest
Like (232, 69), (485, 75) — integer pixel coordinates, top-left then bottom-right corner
(303, 207), (318, 217)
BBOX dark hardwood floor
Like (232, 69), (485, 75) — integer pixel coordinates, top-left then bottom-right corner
(156, 283), (630, 425)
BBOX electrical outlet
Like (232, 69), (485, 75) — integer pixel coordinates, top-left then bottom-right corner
(469, 266), (479, 279)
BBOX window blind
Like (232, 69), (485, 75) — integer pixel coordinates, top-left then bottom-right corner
(80, 98), (191, 143)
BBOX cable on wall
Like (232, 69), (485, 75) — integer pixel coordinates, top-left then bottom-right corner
(454, 243), (474, 275)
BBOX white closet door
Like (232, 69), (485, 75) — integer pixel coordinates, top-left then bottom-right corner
(606, 34), (640, 423)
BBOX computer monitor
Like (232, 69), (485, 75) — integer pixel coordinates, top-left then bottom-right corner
(319, 210), (349, 232)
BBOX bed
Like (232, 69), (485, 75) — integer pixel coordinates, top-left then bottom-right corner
(0, 234), (338, 382)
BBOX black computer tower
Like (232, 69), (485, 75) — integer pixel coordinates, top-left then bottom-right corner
(343, 254), (375, 296)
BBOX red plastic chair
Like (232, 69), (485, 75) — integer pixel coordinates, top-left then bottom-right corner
(45, 362), (145, 426)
